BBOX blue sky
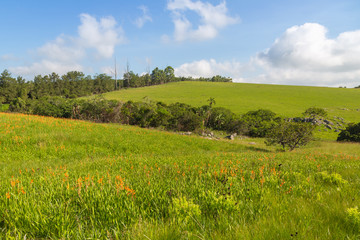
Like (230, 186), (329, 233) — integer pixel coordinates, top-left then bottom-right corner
(1, 0), (360, 87)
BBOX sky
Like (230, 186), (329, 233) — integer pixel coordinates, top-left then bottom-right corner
(1, 0), (360, 87)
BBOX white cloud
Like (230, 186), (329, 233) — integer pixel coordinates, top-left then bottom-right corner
(37, 35), (85, 62)
(1, 54), (19, 61)
(78, 14), (125, 58)
(11, 60), (83, 76)
(175, 58), (245, 81)
(174, 23), (360, 87)
(254, 23), (360, 87)
(10, 14), (125, 77)
(167, 0), (239, 42)
(134, 5), (152, 28)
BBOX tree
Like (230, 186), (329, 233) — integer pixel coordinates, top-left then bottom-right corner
(0, 70), (17, 103)
(337, 122), (360, 142)
(151, 67), (166, 85)
(164, 66), (175, 83)
(266, 121), (315, 151)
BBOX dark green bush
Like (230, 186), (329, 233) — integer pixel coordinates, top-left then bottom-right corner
(337, 123), (360, 142)
(241, 109), (280, 137)
(31, 97), (73, 118)
(206, 107), (236, 131)
(167, 103), (202, 131)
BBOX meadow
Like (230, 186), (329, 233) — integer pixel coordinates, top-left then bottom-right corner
(99, 81), (360, 123)
(1, 112), (360, 239)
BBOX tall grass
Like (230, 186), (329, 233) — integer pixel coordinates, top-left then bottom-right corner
(1, 112), (360, 239)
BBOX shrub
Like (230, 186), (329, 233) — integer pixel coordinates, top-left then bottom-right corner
(207, 107), (236, 131)
(303, 107), (327, 119)
(31, 97), (73, 118)
(8, 97), (29, 113)
(170, 197), (201, 226)
(316, 171), (348, 186)
(167, 103), (202, 131)
(241, 109), (279, 137)
(346, 207), (360, 227)
(265, 121), (315, 151)
(337, 122), (360, 142)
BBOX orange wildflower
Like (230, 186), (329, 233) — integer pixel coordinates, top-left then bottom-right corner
(6, 192), (10, 199)
(98, 177), (103, 184)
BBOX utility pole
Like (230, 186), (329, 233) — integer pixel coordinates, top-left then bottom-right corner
(114, 57), (117, 90)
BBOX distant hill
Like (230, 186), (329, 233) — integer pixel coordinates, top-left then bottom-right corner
(99, 81), (360, 123)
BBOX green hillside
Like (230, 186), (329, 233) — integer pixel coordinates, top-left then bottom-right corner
(1, 112), (360, 239)
(100, 81), (360, 122)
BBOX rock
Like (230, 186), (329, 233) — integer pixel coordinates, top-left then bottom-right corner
(225, 133), (236, 140)
(324, 119), (334, 125)
(248, 142), (256, 145)
(325, 125), (333, 130)
(183, 132), (192, 135)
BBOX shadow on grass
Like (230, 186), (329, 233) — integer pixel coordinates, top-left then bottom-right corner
(244, 145), (272, 153)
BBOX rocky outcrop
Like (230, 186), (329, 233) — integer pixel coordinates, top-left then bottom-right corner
(289, 116), (345, 132)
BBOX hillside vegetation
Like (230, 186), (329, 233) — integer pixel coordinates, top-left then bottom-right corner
(100, 81), (360, 123)
(1, 112), (360, 239)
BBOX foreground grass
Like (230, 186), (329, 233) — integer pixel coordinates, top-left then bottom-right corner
(100, 81), (360, 123)
(1, 112), (360, 239)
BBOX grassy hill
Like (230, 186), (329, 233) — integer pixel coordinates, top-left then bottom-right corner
(1, 112), (360, 239)
(100, 81), (360, 123)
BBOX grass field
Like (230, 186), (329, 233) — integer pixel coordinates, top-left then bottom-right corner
(100, 82), (360, 123)
(1, 112), (360, 239)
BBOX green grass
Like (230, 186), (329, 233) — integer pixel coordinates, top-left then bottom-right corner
(99, 81), (360, 123)
(1, 112), (360, 239)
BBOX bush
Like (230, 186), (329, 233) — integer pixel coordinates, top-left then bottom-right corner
(346, 207), (360, 227)
(8, 97), (29, 113)
(170, 197), (201, 226)
(207, 107), (236, 131)
(241, 109), (280, 137)
(337, 122), (360, 142)
(266, 121), (315, 151)
(303, 107), (327, 119)
(31, 97), (73, 118)
(167, 103), (202, 131)
(316, 171), (348, 186)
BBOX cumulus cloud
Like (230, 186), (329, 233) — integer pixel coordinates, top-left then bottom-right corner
(175, 58), (245, 81)
(254, 23), (360, 87)
(174, 23), (360, 87)
(166, 0), (239, 42)
(78, 14), (125, 58)
(10, 14), (125, 77)
(134, 5), (152, 28)
(37, 35), (85, 62)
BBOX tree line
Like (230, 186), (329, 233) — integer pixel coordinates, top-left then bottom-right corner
(8, 96), (326, 150)
(6, 95), (360, 149)
(0, 67), (232, 104)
